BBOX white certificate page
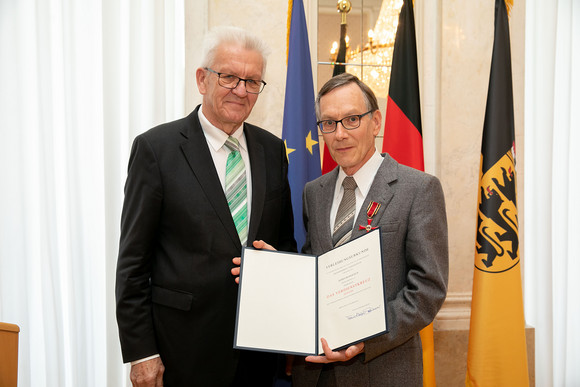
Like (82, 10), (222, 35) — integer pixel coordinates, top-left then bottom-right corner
(317, 229), (387, 354)
(234, 249), (317, 355)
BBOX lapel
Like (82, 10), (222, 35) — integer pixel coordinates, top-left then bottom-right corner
(179, 106), (241, 249)
(244, 125), (266, 245)
(315, 168), (340, 253)
(351, 155), (398, 240)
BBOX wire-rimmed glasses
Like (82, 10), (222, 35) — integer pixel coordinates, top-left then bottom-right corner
(205, 67), (266, 94)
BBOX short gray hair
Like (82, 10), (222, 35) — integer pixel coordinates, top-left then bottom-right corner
(200, 26), (271, 75)
(315, 73), (379, 120)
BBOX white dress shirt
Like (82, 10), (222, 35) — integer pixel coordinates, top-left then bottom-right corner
(329, 151), (384, 234)
(198, 109), (253, 223)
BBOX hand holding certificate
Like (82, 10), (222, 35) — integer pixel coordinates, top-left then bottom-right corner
(231, 240), (274, 284)
(305, 337), (365, 364)
(233, 229), (388, 356)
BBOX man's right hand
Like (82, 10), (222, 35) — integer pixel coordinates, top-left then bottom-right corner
(130, 357), (164, 387)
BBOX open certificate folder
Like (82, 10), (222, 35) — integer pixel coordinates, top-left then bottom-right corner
(234, 228), (388, 356)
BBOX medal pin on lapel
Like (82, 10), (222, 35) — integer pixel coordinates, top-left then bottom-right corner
(359, 201), (381, 232)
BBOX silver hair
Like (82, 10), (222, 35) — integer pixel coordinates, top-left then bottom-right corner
(200, 26), (271, 75)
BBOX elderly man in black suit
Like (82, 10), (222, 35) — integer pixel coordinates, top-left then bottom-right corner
(115, 26), (296, 386)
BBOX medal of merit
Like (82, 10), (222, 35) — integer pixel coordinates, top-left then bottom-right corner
(359, 201), (381, 232)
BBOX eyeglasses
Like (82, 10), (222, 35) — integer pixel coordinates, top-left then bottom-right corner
(317, 110), (373, 133)
(205, 67), (267, 94)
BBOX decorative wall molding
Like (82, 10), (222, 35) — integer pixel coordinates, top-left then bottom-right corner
(434, 292), (472, 330)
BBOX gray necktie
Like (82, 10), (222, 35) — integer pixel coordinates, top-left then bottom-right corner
(332, 176), (357, 247)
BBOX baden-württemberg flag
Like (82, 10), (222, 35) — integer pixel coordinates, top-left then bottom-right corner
(466, 1), (529, 386)
(282, 0), (321, 251)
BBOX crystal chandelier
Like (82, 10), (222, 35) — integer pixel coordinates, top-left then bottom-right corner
(330, 0), (403, 98)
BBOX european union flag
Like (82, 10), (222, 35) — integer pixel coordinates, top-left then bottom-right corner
(282, 0), (321, 252)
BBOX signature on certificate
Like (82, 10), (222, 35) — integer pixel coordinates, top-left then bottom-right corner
(346, 306), (380, 320)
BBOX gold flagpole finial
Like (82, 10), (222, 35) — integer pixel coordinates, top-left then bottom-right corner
(337, 0), (351, 25)
(505, 0), (513, 17)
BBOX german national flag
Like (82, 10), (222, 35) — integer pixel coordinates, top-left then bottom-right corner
(382, 2), (436, 386)
(466, 1), (529, 385)
(321, 143), (337, 174)
(382, 0), (424, 171)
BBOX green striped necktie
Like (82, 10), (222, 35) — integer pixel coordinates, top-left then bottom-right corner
(224, 136), (248, 245)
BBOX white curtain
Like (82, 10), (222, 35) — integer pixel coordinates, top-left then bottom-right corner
(524, 0), (580, 386)
(0, 0), (184, 386)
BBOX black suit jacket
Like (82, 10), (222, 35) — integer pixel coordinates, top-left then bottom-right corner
(115, 106), (296, 385)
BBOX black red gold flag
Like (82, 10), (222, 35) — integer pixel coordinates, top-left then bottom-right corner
(382, 0), (424, 171)
(332, 23), (347, 77)
(382, 1), (436, 385)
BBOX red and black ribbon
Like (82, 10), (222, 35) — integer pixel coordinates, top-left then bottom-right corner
(359, 201), (381, 232)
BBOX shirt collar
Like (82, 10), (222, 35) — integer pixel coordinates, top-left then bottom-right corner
(198, 108), (247, 152)
(336, 150), (384, 198)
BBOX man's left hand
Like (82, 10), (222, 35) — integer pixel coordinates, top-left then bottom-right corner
(231, 240), (276, 284)
(305, 338), (364, 364)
